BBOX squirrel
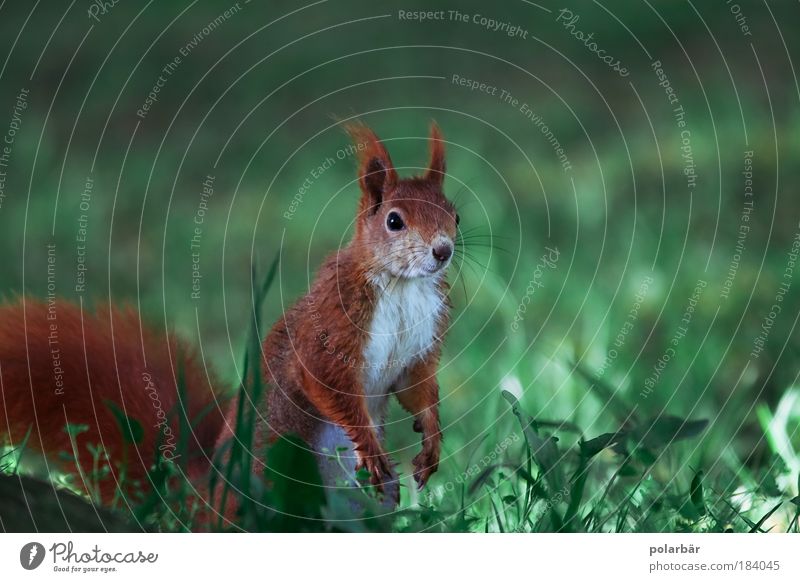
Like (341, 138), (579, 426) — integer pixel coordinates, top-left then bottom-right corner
(0, 121), (457, 518)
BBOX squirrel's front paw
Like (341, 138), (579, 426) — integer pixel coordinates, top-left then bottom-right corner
(412, 446), (439, 490)
(355, 449), (393, 492)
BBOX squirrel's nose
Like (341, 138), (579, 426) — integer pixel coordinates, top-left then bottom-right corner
(432, 242), (453, 263)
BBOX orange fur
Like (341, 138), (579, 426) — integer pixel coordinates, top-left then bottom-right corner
(396, 357), (443, 487)
(0, 299), (224, 502)
(248, 121), (456, 495)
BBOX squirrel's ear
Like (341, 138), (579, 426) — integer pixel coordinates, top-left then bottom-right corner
(424, 121), (446, 187)
(345, 123), (397, 215)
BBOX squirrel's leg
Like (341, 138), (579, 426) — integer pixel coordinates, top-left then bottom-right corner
(300, 368), (393, 493)
(395, 359), (442, 489)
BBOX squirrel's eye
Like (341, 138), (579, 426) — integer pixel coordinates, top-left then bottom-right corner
(455, 213), (460, 226)
(386, 211), (405, 231)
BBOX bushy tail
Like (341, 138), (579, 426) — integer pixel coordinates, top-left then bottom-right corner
(0, 297), (226, 501)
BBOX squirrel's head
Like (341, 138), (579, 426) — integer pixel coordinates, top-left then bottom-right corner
(346, 122), (458, 280)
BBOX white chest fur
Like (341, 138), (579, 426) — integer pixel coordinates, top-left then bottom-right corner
(361, 275), (444, 422)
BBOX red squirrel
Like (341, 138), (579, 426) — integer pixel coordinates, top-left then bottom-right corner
(0, 122), (456, 514)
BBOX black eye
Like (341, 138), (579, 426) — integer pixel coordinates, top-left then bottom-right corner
(455, 213), (460, 226)
(386, 211), (405, 231)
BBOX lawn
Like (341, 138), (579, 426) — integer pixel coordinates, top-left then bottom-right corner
(1, 0), (799, 532)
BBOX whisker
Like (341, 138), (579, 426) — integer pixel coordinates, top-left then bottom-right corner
(452, 252), (497, 276)
(455, 232), (514, 243)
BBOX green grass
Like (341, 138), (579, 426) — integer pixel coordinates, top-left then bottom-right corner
(4, 381), (799, 532)
(2, 0), (800, 532)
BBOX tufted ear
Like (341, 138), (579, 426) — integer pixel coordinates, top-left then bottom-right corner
(424, 121), (446, 186)
(345, 123), (397, 216)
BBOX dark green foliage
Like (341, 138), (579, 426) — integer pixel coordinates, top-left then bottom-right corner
(105, 400), (145, 445)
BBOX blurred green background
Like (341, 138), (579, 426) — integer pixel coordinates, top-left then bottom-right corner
(1, 0), (799, 530)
